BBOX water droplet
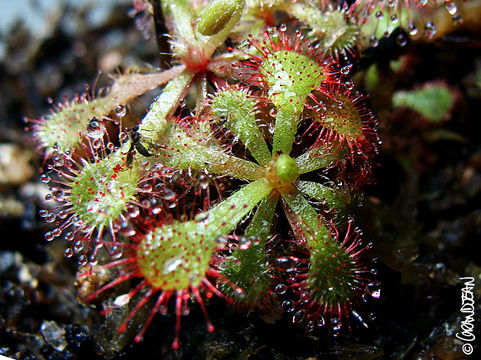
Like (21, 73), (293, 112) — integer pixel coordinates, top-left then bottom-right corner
(92, 138), (103, 149)
(199, 174), (209, 189)
(64, 248), (74, 258)
(51, 228), (61, 237)
(424, 21), (437, 39)
(279, 23), (287, 32)
(408, 23), (418, 36)
(366, 282), (381, 299)
(345, 81), (355, 90)
(317, 316), (325, 327)
(73, 240), (83, 253)
(275, 284), (287, 295)
(53, 157), (64, 167)
(369, 35), (379, 47)
(396, 33), (407, 47)
(46, 213), (56, 223)
(238, 237), (252, 250)
(78, 255), (88, 266)
(115, 105), (127, 118)
(293, 309), (306, 324)
(40, 174), (50, 183)
(119, 132), (128, 142)
(164, 258), (182, 273)
(65, 232), (74, 242)
(269, 107), (277, 117)
(445, 0), (457, 16)
(330, 317), (342, 335)
(111, 246), (123, 259)
(216, 236), (228, 249)
(87, 118), (105, 139)
(341, 64), (352, 75)
(390, 14), (399, 25)
(282, 300), (295, 312)
(45, 231), (54, 242)
(39, 210), (49, 217)
(162, 188), (177, 201)
(375, 10), (383, 19)
(89, 254), (98, 265)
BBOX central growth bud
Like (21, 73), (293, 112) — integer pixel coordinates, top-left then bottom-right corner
(265, 153), (299, 192)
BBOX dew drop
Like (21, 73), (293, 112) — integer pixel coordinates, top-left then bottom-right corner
(162, 188), (177, 201)
(282, 300), (295, 313)
(268, 107), (277, 117)
(396, 33), (407, 47)
(40, 174), (50, 183)
(199, 174), (209, 190)
(292, 309), (306, 324)
(375, 10), (383, 19)
(390, 14), (399, 25)
(65, 232), (74, 242)
(444, 0), (457, 16)
(87, 118), (105, 139)
(45, 231), (54, 242)
(92, 138), (102, 149)
(78, 255), (88, 266)
(317, 316), (325, 327)
(366, 282), (381, 299)
(64, 248), (74, 258)
(279, 23), (287, 32)
(73, 240), (84, 253)
(340, 64), (352, 75)
(110, 246), (123, 259)
(216, 236), (228, 249)
(46, 213), (56, 223)
(51, 228), (62, 237)
(53, 157), (64, 167)
(369, 35), (379, 47)
(238, 237), (252, 250)
(89, 254), (98, 265)
(423, 21), (437, 39)
(275, 284), (287, 295)
(408, 23), (418, 36)
(115, 105), (127, 118)
(330, 317), (342, 335)
(119, 132), (128, 143)
(39, 209), (49, 217)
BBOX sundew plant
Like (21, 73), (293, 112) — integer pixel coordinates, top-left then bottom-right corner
(28, 0), (471, 352)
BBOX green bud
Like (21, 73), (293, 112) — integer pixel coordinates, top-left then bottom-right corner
(276, 154), (299, 184)
(197, 0), (245, 36)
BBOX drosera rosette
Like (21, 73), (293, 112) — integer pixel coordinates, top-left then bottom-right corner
(277, 192), (377, 335)
(84, 175), (273, 349)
